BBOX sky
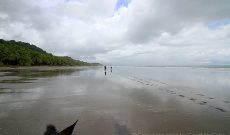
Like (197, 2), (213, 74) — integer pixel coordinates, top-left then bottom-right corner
(0, 0), (230, 66)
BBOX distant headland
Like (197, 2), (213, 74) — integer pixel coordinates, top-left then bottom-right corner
(0, 39), (101, 66)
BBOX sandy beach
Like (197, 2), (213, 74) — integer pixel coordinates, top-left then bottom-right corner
(0, 66), (230, 135)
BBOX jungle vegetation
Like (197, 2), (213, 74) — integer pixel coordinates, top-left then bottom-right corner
(0, 39), (100, 66)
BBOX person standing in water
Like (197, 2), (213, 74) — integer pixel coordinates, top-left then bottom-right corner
(104, 66), (107, 76)
(110, 66), (112, 73)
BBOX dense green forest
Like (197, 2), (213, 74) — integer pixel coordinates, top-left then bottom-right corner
(0, 39), (101, 66)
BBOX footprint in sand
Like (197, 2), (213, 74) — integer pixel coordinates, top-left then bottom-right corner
(189, 98), (196, 101)
(224, 101), (230, 104)
(209, 105), (227, 112)
(199, 101), (207, 105)
(179, 95), (185, 97)
(196, 94), (204, 96)
(208, 97), (214, 100)
(215, 107), (226, 112)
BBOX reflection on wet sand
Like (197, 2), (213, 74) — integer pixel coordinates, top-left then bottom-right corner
(127, 74), (230, 113)
(0, 66), (230, 135)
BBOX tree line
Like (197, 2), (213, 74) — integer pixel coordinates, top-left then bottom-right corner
(0, 39), (100, 66)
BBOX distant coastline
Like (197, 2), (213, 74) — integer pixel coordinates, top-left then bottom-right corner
(112, 65), (230, 68)
(142, 65), (230, 68)
(0, 39), (101, 67)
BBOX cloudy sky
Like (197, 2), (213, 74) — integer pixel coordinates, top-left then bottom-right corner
(0, 0), (230, 66)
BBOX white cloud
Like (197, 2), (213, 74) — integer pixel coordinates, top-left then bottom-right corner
(0, 0), (230, 65)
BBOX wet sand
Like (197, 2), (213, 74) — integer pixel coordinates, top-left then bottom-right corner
(0, 66), (230, 135)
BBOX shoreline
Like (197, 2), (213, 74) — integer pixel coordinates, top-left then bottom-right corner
(0, 65), (102, 71)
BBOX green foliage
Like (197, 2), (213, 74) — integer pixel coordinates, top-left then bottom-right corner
(0, 39), (99, 66)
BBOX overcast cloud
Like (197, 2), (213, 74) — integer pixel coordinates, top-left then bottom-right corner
(0, 0), (230, 66)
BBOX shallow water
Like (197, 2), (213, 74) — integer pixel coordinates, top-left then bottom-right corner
(0, 66), (230, 135)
